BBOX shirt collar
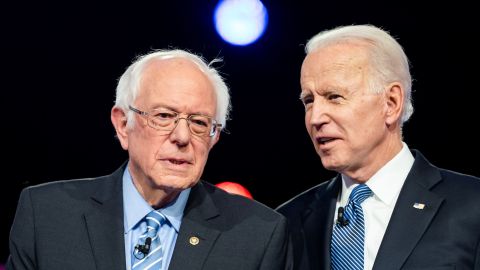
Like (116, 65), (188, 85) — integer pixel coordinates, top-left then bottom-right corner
(341, 142), (414, 206)
(122, 165), (190, 234)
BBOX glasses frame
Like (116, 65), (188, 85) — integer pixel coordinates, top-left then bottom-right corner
(128, 105), (222, 137)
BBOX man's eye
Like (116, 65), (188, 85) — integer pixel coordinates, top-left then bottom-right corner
(191, 118), (209, 127)
(328, 94), (343, 100)
(156, 112), (176, 119)
(301, 96), (313, 106)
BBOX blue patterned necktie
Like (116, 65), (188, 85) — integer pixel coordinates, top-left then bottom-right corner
(133, 210), (166, 270)
(331, 184), (373, 270)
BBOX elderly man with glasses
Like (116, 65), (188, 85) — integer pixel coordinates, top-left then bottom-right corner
(7, 49), (292, 270)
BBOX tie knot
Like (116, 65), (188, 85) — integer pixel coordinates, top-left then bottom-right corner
(145, 210), (166, 234)
(349, 184), (373, 205)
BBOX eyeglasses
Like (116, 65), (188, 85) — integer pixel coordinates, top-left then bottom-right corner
(129, 105), (222, 137)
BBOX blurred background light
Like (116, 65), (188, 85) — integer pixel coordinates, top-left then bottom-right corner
(214, 0), (268, 46)
(216, 181), (254, 199)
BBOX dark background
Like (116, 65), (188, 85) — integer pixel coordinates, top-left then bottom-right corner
(2, 0), (479, 263)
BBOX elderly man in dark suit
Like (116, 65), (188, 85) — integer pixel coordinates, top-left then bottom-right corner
(277, 25), (480, 270)
(8, 49), (292, 270)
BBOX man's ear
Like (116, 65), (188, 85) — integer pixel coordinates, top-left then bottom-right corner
(384, 82), (405, 126)
(209, 131), (221, 150)
(111, 107), (129, 150)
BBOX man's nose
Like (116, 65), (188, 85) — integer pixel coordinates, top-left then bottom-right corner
(169, 118), (191, 146)
(309, 101), (330, 128)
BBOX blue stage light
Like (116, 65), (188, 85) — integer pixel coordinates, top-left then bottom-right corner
(214, 0), (268, 46)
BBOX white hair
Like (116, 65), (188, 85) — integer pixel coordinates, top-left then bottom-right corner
(306, 25), (413, 124)
(114, 49), (231, 129)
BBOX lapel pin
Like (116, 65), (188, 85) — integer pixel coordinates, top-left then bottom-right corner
(413, 202), (425, 209)
(189, 236), (200, 246)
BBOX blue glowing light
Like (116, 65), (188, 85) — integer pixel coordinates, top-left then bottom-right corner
(214, 0), (268, 46)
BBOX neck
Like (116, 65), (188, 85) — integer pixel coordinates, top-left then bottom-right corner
(128, 167), (181, 209)
(138, 184), (180, 209)
(343, 134), (403, 183)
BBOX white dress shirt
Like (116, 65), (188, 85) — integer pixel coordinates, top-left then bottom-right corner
(334, 142), (414, 270)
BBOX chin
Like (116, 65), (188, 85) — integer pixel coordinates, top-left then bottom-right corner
(155, 176), (198, 191)
(320, 157), (345, 172)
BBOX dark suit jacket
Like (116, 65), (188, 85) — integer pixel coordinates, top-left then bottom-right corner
(7, 164), (292, 270)
(277, 150), (480, 270)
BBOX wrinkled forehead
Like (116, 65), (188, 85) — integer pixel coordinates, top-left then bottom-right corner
(300, 44), (372, 95)
(302, 42), (371, 75)
(135, 58), (217, 113)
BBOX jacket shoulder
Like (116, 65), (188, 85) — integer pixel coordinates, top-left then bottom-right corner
(276, 180), (332, 218)
(200, 181), (284, 220)
(19, 173), (117, 206)
(436, 168), (480, 198)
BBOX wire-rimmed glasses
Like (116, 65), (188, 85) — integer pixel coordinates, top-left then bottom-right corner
(129, 105), (222, 137)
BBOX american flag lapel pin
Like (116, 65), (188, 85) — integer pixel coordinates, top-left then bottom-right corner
(413, 202), (425, 209)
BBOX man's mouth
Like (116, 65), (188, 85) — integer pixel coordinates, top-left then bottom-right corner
(169, 159), (186, 164)
(163, 158), (191, 165)
(317, 137), (336, 145)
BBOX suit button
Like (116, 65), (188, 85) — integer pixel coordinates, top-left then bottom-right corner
(189, 236), (200, 245)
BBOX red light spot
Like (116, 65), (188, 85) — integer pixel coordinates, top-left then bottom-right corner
(215, 181), (253, 199)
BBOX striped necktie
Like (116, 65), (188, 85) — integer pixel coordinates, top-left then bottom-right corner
(331, 184), (373, 270)
(133, 210), (166, 270)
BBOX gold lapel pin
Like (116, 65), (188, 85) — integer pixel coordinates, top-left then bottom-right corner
(189, 236), (200, 245)
(413, 202), (425, 209)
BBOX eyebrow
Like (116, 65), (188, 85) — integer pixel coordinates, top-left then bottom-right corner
(299, 90), (311, 100)
(150, 104), (177, 112)
(150, 105), (214, 118)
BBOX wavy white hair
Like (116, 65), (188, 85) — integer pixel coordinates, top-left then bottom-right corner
(306, 25), (413, 124)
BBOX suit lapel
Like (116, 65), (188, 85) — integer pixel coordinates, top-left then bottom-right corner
(373, 151), (444, 270)
(302, 176), (341, 270)
(168, 182), (221, 270)
(84, 166), (126, 270)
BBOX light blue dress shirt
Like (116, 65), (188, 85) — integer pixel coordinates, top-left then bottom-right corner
(122, 167), (190, 270)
